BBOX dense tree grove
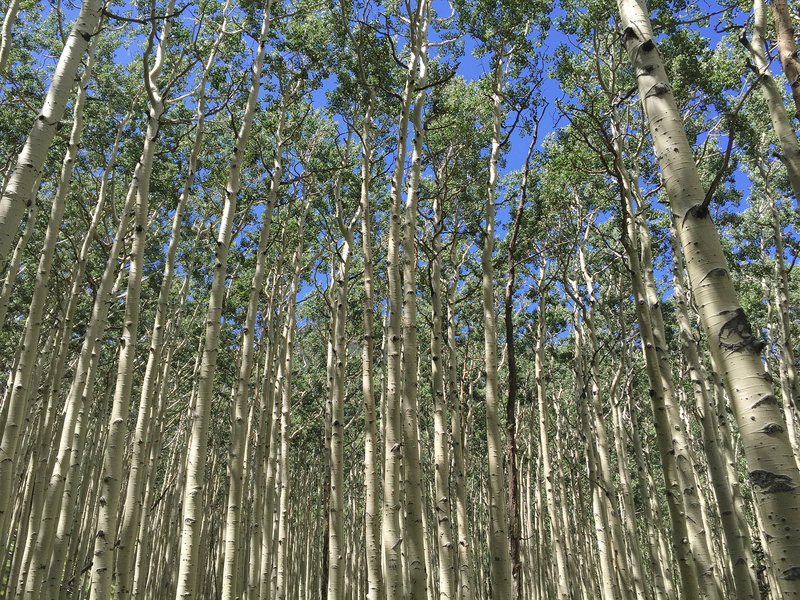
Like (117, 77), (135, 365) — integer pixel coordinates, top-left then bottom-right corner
(2, 0), (800, 598)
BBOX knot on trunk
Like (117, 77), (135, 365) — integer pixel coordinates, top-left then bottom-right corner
(749, 469), (795, 493)
(717, 308), (765, 354)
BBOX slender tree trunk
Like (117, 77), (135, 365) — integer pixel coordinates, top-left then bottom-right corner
(382, 2), (426, 596)
(0, 0), (103, 263)
(771, 0), (800, 121)
(275, 194), (312, 600)
(401, 3), (430, 596)
(221, 70), (286, 600)
(88, 6), (175, 595)
(0, 0), (20, 76)
(503, 138), (535, 600)
(745, 0), (800, 206)
(0, 16), (99, 540)
(618, 1), (800, 595)
(431, 184), (455, 600)
(358, 88), (383, 600)
(483, 54), (512, 600)
(174, 7), (271, 597)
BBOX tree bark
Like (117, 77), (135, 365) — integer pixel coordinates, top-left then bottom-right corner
(618, 1), (800, 595)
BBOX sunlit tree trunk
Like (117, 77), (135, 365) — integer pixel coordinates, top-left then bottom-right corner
(88, 5), (175, 595)
(482, 51), (512, 600)
(619, 1), (800, 595)
(382, 2), (427, 596)
(771, 0), (800, 121)
(745, 0), (800, 205)
(0, 0), (103, 264)
(174, 7), (271, 597)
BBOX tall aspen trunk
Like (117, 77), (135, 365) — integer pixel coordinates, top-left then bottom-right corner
(533, 275), (570, 600)
(618, 1), (800, 595)
(382, 2), (426, 596)
(89, 5), (175, 595)
(447, 281), (474, 600)
(0, 0), (20, 76)
(431, 181), (455, 599)
(174, 7), (271, 597)
(275, 194), (312, 600)
(327, 148), (359, 600)
(482, 56), (512, 600)
(401, 3), (430, 596)
(24, 183), (132, 598)
(0, 16), (99, 539)
(359, 88), (383, 600)
(744, 0), (800, 205)
(503, 138), (535, 600)
(221, 71), (287, 600)
(0, 0), (103, 263)
(115, 12), (226, 598)
(771, 0), (800, 121)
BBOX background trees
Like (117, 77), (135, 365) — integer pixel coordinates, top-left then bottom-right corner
(1, 0), (799, 598)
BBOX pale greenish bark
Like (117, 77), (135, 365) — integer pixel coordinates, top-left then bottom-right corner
(0, 0), (20, 76)
(745, 0), (800, 206)
(0, 0), (103, 264)
(88, 5), (175, 595)
(0, 14), (100, 543)
(173, 8), (271, 598)
(401, 3), (430, 597)
(221, 66), (286, 600)
(275, 194), (312, 600)
(482, 54), (512, 600)
(382, 2), (427, 596)
(618, 0), (800, 594)
(358, 88), (383, 600)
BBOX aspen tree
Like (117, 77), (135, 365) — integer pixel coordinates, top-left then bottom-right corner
(618, 0), (800, 594)
(221, 66), (289, 600)
(482, 50), (512, 600)
(275, 192), (312, 600)
(446, 273), (475, 600)
(23, 170), (135, 597)
(88, 3), (176, 595)
(358, 88), (383, 600)
(532, 272), (570, 600)
(744, 0), (800, 205)
(3, 26), (99, 593)
(174, 5), (271, 597)
(0, 20), (98, 548)
(115, 10), (228, 597)
(0, 0), (103, 263)
(771, 0), (800, 121)
(0, 0), (20, 76)
(431, 171), (455, 600)
(382, 1), (427, 596)
(327, 138), (361, 600)
(401, 1), (430, 596)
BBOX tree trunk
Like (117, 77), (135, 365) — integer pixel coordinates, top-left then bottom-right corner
(174, 7), (271, 597)
(0, 0), (103, 263)
(618, 1), (800, 595)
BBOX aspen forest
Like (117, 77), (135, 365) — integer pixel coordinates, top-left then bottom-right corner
(4, 0), (800, 597)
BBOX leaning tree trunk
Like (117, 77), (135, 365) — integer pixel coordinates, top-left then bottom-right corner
(745, 0), (800, 206)
(0, 0), (103, 264)
(618, 1), (800, 595)
(88, 5), (175, 595)
(771, 0), (800, 122)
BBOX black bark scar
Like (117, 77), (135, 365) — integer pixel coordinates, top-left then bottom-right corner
(717, 308), (766, 354)
(749, 469), (795, 493)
